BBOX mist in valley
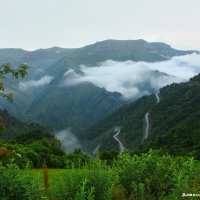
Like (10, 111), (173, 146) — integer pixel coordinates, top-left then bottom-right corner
(55, 128), (80, 152)
(62, 53), (200, 99)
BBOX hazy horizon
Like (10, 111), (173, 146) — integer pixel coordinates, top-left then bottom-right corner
(1, 38), (198, 52)
(0, 0), (200, 51)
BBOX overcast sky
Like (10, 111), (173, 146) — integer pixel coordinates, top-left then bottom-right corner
(0, 0), (200, 50)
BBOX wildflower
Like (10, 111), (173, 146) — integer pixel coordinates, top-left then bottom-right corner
(0, 147), (9, 156)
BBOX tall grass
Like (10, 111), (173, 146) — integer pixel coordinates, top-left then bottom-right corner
(114, 150), (200, 199)
(1, 150), (200, 200)
(0, 163), (41, 200)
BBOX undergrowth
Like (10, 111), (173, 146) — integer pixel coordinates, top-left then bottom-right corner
(1, 150), (200, 200)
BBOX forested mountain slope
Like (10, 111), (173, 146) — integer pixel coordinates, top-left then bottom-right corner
(0, 40), (197, 135)
(82, 74), (200, 158)
(0, 109), (52, 139)
(138, 74), (200, 158)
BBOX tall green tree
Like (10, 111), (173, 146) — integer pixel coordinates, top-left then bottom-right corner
(0, 63), (29, 131)
(0, 63), (29, 102)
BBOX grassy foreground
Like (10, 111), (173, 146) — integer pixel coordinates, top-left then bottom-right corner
(1, 150), (200, 200)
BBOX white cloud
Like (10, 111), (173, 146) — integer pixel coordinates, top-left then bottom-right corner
(55, 128), (80, 152)
(62, 53), (200, 99)
(19, 75), (54, 91)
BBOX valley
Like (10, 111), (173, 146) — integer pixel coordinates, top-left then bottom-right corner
(1, 40), (200, 200)
(0, 40), (198, 138)
(1, 40), (200, 155)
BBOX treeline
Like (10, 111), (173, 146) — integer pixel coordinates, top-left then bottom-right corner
(0, 129), (91, 168)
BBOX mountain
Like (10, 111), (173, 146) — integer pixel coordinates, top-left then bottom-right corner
(82, 73), (200, 158)
(24, 83), (124, 132)
(78, 39), (196, 62)
(0, 39), (198, 136)
(0, 109), (52, 139)
(1, 39), (195, 65)
(0, 48), (27, 63)
(0, 47), (73, 63)
(43, 39), (196, 72)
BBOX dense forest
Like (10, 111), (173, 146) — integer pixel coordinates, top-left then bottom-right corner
(136, 74), (200, 158)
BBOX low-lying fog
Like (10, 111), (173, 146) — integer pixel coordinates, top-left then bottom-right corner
(63, 53), (200, 99)
(55, 128), (80, 152)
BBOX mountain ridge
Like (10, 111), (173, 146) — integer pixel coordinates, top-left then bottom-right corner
(0, 39), (198, 64)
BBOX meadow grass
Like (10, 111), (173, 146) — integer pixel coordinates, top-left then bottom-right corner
(2, 150), (200, 200)
(22, 167), (114, 200)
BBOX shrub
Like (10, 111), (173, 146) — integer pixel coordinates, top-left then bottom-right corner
(0, 163), (42, 200)
(47, 168), (114, 200)
(114, 149), (199, 199)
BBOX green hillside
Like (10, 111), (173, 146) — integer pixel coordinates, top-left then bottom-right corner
(25, 83), (124, 132)
(81, 95), (155, 152)
(0, 110), (91, 169)
(0, 40), (197, 136)
(0, 109), (52, 139)
(137, 74), (200, 158)
(82, 74), (200, 158)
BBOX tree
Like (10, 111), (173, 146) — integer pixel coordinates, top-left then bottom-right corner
(0, 63), (29, 102)
(0, 63), (29, 132)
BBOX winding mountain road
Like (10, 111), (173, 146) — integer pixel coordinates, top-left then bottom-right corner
(94, 92), (161, 153)
(113, 127), (125, 153)
(156, 92), (160, 104)
(143, 92), (160, 141)
(144, 112), (150, 140)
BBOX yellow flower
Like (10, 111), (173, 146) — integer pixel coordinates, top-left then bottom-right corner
(0, 147), (9, 155)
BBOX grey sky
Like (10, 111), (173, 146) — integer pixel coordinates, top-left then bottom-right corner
(0, 0), (200, 50)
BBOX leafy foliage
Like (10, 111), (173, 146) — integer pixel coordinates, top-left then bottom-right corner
(2, 150), (198, 200)
(99, 150), (119, 166)
(0, 63), (29, 102)
(0, 163), (41, 200)
(0, 138), (66, 168)
(47, 169), (114, 200)
(0, 63), (29, 136)
(0, 136), (92, 169)
(114, 150), (200, 199)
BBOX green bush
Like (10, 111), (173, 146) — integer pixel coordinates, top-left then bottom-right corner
(1, 148), (200, 200)
(114, 149), (200, 199)
(47, 168), (114, 200)
(0, 163), (42, 200)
